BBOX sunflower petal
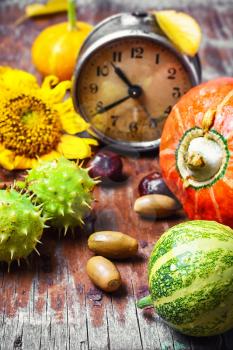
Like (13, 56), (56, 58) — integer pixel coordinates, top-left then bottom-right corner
(57, 134), (92, 159)
(55, 97), (89, 134)
(40, 150), (61, 161)
(0, 66), (39, 92)
(41, 75), (59, 89)
(55, 98), (72, 114)
(82, 137), (98, 146)
(0, 148), (17, 170)
(14, 155), (38, 169)
(40, 79), (71, 104)
(59, 112), (89, 134)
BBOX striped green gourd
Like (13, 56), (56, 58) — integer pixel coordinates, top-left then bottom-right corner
(137, 220), (233, 336)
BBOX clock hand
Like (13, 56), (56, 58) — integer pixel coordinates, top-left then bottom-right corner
(110, 64), (161, 125)
(137, 100), (164, 127)
(141, 107), (166, 124)
(92, 94), (131, 116)
(111, 63), (155, 124)
(111, 62), (133, 88)
(139, 103), (151, 119)
(111, 62), (143, 99)
(92, 82), (144, 117)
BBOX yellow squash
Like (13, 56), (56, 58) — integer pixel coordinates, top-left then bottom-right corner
(32, 0), (93, 81)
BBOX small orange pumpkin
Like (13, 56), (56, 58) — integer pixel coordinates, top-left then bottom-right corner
(32, 1), (92, 81)
(160, 78), (233, 227)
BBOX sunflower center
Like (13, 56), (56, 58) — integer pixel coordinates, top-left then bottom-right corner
(21, 111), (41, 127)
(0, 94), (62, 157)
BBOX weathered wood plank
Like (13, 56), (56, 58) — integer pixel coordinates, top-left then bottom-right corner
(0, 2), (233, 350)
(105, 287), (143, 350)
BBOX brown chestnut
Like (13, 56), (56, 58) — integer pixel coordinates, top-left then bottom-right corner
(138, 171), (174, 197)
(89, 150), (123, 181)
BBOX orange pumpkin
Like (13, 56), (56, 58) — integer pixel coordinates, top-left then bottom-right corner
(32, 0), (92, 81)
(160, 78), (233, 227)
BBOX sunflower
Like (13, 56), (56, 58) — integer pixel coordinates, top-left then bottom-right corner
(0, 67), (98, 170)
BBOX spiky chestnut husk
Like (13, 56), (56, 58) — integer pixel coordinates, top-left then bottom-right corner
(0, 188), (45, 264)
(25, 157), (98, 234)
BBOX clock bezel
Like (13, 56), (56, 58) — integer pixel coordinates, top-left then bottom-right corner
(72, 30), (201, 152)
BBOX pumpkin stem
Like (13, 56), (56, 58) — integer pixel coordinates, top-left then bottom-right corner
(176, 127), (229, 189)
(185, 152), (205, 170)
(201, 109), (216, 133)
(68, 0), (77, 31)
(137, 295), (153, 309)
(184, 136), (223, 182)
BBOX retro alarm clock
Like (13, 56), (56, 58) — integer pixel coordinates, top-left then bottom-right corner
(72, 12), (201, 151)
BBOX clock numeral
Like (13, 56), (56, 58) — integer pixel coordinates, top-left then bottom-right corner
(164, 105), (172, 116)
(172, 87), (181, 98)
(149, 118), (158, 128)
(167, 68), (176, 79)
(89, 83), (98, 94)
(113, 51), (122, 62)
(96, 101), (104, 112)
(155, 53), (160, 64)
(129, 121), (138, 133)
(131, 47), (144, 59)
(96, 65), (109, 77)
(111, 115), (119, 126)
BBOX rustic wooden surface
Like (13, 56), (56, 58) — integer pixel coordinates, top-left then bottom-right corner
(0, 1), (233, 350)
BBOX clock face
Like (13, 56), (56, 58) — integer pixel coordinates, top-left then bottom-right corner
(76, 37), (192, 145)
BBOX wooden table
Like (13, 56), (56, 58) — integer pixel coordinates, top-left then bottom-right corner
(0, 1), (233, 349)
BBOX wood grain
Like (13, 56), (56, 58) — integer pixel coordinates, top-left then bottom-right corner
(0, 1), (233, 349)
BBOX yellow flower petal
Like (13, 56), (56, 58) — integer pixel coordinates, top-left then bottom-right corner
(82, 137), (98, 146)
(14, 155), (38, 170)
(40, 150), (61, 161)
(56, 98), (89, 134)
(0, 148), (17, 170)
(57, 134), (92, 159)
(14, 151), (62, 169)
(0, 144), (5, 151)
(55, 97), (72, 114)
(0, 67), (10, 75)
(41, 75), (60, 89)
(59, 111), (89, 134)
(0, 66), (39, 91)
(40, 79), (71, 104)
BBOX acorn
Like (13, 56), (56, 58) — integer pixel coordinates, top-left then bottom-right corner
(86, 256), (121, 292)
